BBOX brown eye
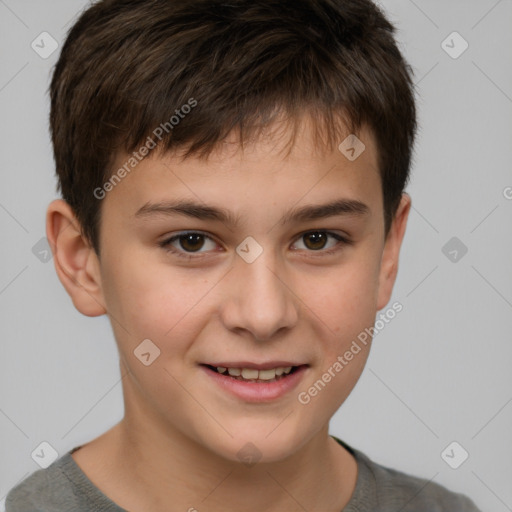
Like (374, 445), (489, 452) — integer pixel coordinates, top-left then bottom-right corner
(302, 232), (329, 250)
(159, 231), (218, 258)
(292, 230), (351, 257)
(178, 233), (205, 252)
(159, 230), (351, 261)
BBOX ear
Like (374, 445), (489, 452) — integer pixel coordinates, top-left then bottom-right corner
(376, 193), (411, 311)
(46, 199), (107, 316)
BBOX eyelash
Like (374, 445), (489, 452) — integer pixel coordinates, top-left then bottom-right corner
(158, 230), (352, 260)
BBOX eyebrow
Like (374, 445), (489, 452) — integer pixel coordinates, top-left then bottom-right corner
(134, 198), (370, 226)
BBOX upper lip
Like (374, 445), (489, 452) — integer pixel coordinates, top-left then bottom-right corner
(202, 362), (307, 370)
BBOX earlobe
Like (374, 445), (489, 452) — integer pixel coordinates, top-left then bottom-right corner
(46, 199), (107, 317)
(376, 193), (411, 311)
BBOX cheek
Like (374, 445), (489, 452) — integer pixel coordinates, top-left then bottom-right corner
(294, 252), (379, 407)
(101, 255), (214, 349)
(306, 256), (380, 340)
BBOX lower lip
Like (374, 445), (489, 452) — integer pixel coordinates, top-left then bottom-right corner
(201, 365), (308, 402)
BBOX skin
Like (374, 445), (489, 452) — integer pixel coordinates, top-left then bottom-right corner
(46, 116), (411, 512)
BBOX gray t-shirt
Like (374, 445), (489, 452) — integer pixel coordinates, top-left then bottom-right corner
(6, 436), (481, 511)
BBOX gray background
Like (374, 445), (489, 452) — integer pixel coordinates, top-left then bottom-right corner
(1, 1), (511, 510)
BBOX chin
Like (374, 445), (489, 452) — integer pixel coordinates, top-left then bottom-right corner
(205, 424), (306, 465)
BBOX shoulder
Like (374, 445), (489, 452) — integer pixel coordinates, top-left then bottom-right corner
(6, 457), (66, 512)
(5, 449), (126, 512)
(352, 446), (482, 512)
(5, 452), (86, 512)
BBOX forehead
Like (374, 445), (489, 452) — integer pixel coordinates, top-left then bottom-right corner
(103, 118), (382, 227)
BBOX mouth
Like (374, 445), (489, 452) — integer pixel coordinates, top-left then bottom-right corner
(200, 362), (309, 402)
(201, 363), (307, 383)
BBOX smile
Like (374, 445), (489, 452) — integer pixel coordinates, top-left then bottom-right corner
(206, 364), (297, 382)
(200, 364), (309, 402)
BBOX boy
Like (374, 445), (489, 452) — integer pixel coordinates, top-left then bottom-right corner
(6, 0), (481, 510)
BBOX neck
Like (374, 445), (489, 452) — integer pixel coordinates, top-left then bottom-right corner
(77, 366), (358, 512)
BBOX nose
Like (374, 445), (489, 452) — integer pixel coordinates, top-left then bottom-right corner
(219, 249), (299, 342)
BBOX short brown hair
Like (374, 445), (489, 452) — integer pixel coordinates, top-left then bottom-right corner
(50, 0), (417, 255)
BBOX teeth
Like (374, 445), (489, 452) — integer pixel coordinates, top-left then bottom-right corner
(215, 366), (295, 380)
(258, 369), (277, 380)
(241, 368), (259, 380)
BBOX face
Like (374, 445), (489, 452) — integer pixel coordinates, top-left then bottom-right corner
(54, 117), (409, 464)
